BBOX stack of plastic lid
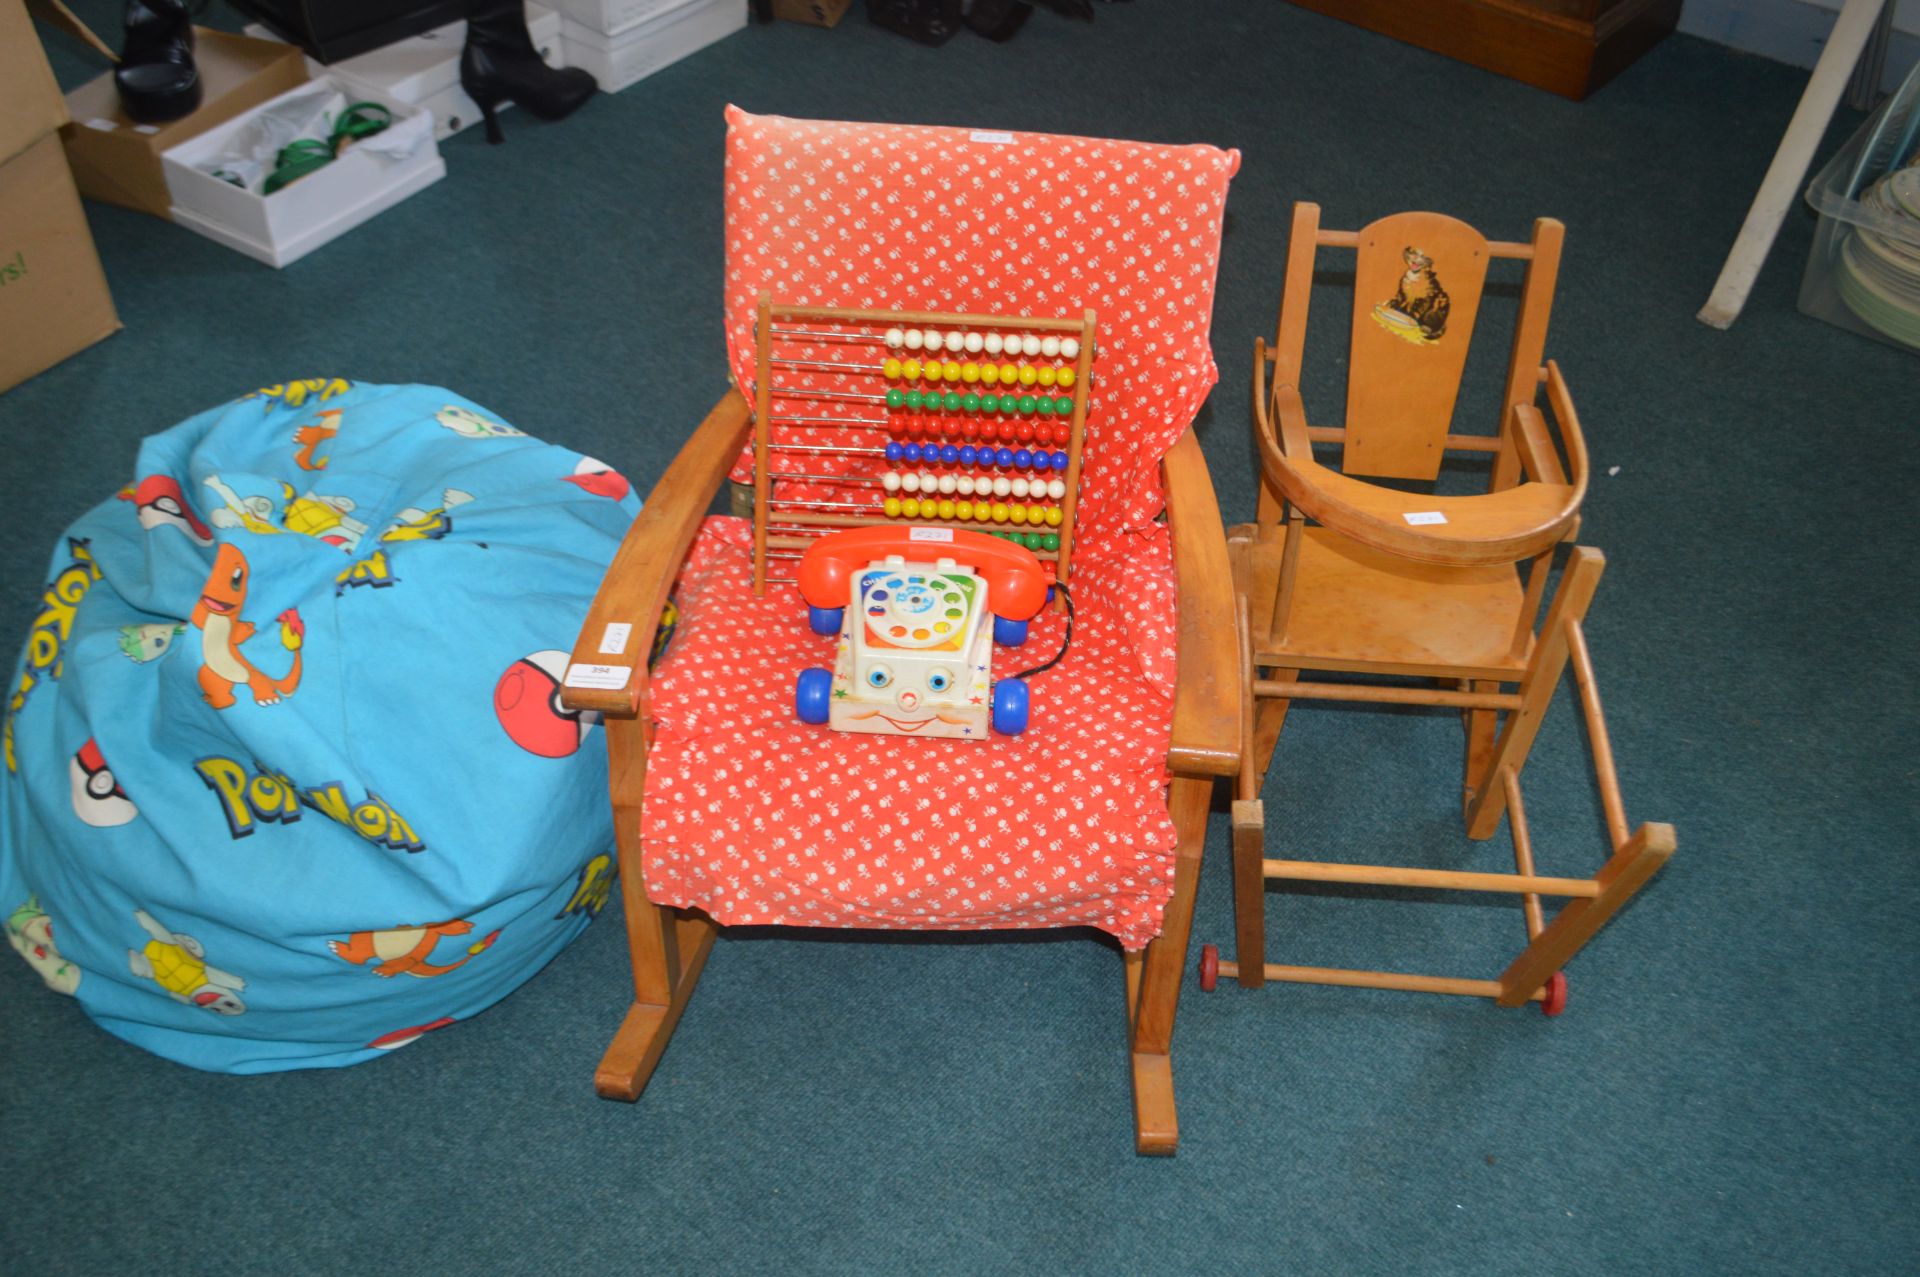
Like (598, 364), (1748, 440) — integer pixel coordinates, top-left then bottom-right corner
(1836, 164), (1920, 347)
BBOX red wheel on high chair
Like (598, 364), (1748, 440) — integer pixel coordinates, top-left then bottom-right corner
(1540, 971), (1568, 1016)
(1198, 944), (1218, 991)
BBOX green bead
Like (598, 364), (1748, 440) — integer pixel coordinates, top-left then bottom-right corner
(1042, 533), (1060, 550)
(1022, 532), (1043, 549)
(978, 393), (999, 414)
(903, 390), (922, 410)
(943, 391), (963, 412)
(1054, 397), (1074, 416)
(923, 390), (942, 413)
(1036, 397), (1056, 416)
(1018, 395), (1037, 415)
(886, 388), (906, 409)
(961, 392), (980, 413)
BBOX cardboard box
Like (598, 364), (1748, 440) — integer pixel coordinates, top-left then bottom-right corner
(162, 76), (446, 269)
(559, 0), (747, 94)
(60, 29), (310, 219)
(0, 133), (121, 393)
(548, 0), (685, 35)
(3, 0), (69, 164)
(244, 4), (568, 141)
(772, 0), (850, 26)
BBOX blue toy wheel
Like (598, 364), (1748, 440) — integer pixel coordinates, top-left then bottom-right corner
(993, 614), (1029, 647)
(808, 605), (844, 637)
(991, 678), (1030, 735)
(796, 667), (833, 724)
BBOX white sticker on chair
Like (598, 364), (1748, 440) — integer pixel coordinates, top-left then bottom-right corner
(564, 663), (630, 690)
(599, 623), (632, 655)
(909, 527), (956, 542)
(1403, 511), (1448, 526)
(970, 131), (1015, 145)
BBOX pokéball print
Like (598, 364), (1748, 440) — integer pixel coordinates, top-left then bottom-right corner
(494, 650), (599, 758)
(70, 738), (137, 827)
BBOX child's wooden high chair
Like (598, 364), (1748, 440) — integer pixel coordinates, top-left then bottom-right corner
(1199, 203), (1674, 1013)
(560, 109), (1241, 1154)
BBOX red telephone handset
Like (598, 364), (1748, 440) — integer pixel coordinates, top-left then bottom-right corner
(797, 526), (1049, 620)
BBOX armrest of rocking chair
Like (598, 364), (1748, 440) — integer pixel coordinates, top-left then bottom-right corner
(560, 389), (755, 720)
(1162, 427), (1240, 779)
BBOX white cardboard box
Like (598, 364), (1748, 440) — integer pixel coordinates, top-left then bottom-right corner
(244, 5), (567, 141)
(560, 0), (746, 94)
(163, 77), (446, 268)
(547, 0), (689, 35)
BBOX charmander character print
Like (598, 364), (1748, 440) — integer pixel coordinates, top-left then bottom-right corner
(0, 381), (637, 1072)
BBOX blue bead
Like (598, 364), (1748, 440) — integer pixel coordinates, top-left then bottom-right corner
(958, 446), (978, 466)
(1031, 449), (1050, 470)
(1014, 449), (1033, 469)
(1051, 452), (1069, 471)
(904, 443), (923, 464)
(939, 444), (959, 465)
(885, 442), (903, 463)
(996, 448), (1015, 468)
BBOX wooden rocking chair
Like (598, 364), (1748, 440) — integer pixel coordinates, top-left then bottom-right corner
(1199, 203), (1674, 1013)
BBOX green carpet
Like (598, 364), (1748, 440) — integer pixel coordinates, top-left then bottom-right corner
(3, 3), (1915, 1273)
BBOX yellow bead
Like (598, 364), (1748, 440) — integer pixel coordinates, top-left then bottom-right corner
(1009, 504), (1028, 524)
(975, 504), (993, 522)
(1045, 506), (1063, 527)
(885, 497), (902, 518)
(1056, 367), (1075, 388)
(1029, 504), (1047, 524)
(902, 497), (921, 519)
(961, 362), (980, 383)
(903, 358), (922, 381)
(1019, 365), (1038, 386)
(955, 500), (973, 521)
(991, 503), (1008, 523)
(937, 499), (955, 520)
(1036, 366), (1056, 387)
(980, 364), (1000, 385)
(999, 363), (1019, 384)
(884, 358), (902, 379)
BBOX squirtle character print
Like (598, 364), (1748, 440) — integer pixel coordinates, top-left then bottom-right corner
(436, 406), (524, 438)
(279, 483), (367, 551)
(129, 909), (246, 1014)
(7, 897), (81, 994)
(1371, 245), (1452, 345)
(118, 476), (214, 545)
(204, 475), (281, 536)
(328, 920), (500, 978)
(293, 408), (342, 471)
(118, 622), (185, 663)
(191, 544), (305, 709)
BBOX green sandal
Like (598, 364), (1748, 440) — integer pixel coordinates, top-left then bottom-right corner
(262, 103), (395, 195)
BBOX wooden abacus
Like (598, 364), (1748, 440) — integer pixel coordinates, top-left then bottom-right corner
(747, 294), (1098, 596)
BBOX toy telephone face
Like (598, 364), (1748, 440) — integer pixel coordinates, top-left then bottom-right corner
(859, 568), (980, 652)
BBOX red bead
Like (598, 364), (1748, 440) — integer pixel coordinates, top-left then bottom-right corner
(888, 417), (909, 437)
(1015, 422), (1036, 444)
(1051, 423), (1071, 446)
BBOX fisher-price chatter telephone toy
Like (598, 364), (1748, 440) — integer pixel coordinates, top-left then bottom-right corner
(793, 526), (1054, 740)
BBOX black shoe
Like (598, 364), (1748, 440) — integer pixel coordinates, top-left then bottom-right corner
(460, 1), (598, 145)
(115, 0), (201, 124)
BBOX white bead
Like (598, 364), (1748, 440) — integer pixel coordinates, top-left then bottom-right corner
(885, 328), (904, 349)
(882, 471), (902, 492)
(1060, 338), (1080, 360)
(904, 330), (924, 350)
(957, 476), (976, 496)
(975, 472), (993, 491)
(921, 471), (938, 491)
(938, 473), (957, 494)
(1047, 478), (1066, 499)
(984, 333), (1004, 355)
(921, 329), (941, 351)
(964, 332), (984, 353)
(992, 477), (1012, 498)
(944, 331), (965, 352)
(1041, 335), (1060, 357)
(901, 473), (921, 493)
(1011, 478), (1031, 498)
(1020, 334), (1041, 357)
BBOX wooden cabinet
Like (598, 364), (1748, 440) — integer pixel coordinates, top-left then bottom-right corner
(1283, 0), (1681, 101)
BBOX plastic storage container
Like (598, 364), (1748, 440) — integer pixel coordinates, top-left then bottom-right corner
(1798, 61), (1920, 353)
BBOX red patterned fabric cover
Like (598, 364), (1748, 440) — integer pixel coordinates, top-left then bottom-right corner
(638, 110), (1236, 949)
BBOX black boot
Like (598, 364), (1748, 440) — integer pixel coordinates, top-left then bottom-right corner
(460, 1), (598, 145)
(115, 0), (201, 124)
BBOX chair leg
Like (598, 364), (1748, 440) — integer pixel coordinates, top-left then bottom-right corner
(1495, 821), (1676, 1006)
(1461, 679), (1501, 820)
(1128, 773), (1212, 1155)
(1230, 799), (1267, 988)
(1465, 548), (1605, 841)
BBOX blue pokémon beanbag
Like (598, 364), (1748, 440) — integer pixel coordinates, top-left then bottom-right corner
(0, 380), (641, 1072)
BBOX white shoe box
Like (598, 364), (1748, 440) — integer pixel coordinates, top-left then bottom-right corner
(547, 0), (689, 34)
(560, 0), (747, 94)
(162, 77), (446, 268)
(244, 4), (567, 141)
